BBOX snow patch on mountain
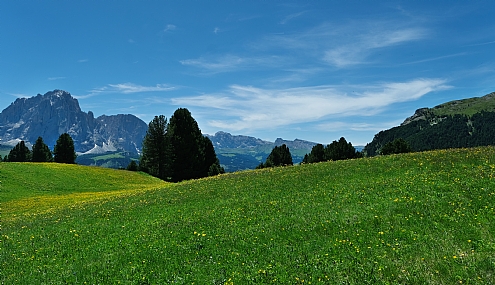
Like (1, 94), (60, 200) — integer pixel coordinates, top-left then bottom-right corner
(78, 141), (118, 155)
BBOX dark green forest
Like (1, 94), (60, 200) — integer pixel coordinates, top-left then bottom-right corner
(364, 111), (495, 156)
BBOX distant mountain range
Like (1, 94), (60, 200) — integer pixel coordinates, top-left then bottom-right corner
(0, 90), (147, 154)
(206, 131), (318, 171)
(0, 90), (317, 170)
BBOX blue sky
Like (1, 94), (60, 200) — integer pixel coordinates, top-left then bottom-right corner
(1, 1), (494, 145)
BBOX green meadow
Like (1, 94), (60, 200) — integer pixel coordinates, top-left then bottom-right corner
(2, 147), (495, 284)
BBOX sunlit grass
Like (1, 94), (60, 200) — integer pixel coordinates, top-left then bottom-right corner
(0, 163), (168, 218)
(2, 147), (495, 284)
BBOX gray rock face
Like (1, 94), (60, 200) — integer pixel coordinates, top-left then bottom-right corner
(0, 90), (147, 153)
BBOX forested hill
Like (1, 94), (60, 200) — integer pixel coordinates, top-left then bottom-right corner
(364, 91), (495, 156)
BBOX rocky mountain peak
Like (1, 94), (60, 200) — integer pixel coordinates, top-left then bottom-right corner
(0, 90), (147, 154)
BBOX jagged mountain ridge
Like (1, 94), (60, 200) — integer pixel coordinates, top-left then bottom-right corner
(206, 131), (317, 151)
(0, 90), (147, 154)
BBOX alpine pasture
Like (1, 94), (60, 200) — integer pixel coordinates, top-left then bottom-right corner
(2, 147), (495, 284)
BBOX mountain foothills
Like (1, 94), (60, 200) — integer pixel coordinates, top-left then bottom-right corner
(0, 90), (317, 170)
(364, 91), (495, 156)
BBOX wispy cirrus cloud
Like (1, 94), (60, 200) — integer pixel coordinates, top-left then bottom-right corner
(401, 52), (467, 65)
(258, 21), (427, 68)
(164, 24), (176, 32)
(171, 78), (449, 132)
(107, 83), (175, 93)
(315, 119), (405, 133)
(180, 54), (288, 73)
(9, 93), (30, 98)
(323, 27), (426, 67)
(48, 76), (66, 81)
(75, 83), (176, 99)
(279, 11), (306, 24)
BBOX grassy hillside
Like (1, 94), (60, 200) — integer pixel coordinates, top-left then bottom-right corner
(0, 163), (168, 218)
(2, 148), (495, 284)
(432, 92), (495, 117)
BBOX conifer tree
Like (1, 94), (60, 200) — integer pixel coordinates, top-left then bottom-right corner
(203, 136), (224, 176)
(258, 144), (293, 168)
(7, 141), (32, 162)
(166, 108), (203, 181)
(32, 136), (53, 162)
(53, 133), (77, 164)
(325, 137), (360, 161)
(380, 138), (412, 155)
(303, 143), (325, 163)
(303, 137), (361, 164)
(140, 115), (173, 180)
(140, 109), (224, 182)
(166, 108), (223, 181)
(126, 160), (139, 171)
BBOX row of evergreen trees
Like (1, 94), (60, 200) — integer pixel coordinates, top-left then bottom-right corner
(256, 137), (365, 169)
(302, 137), (362, 164)
(139, 108), (224, 182)
(3, 134), (76, 163)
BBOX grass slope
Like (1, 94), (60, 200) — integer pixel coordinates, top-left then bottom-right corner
(2, 147), (495, 284)
(432, 92), (495, 117)
(0, 163), (168, 218)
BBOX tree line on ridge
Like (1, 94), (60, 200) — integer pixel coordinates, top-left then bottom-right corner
(3, 133), (76, 164)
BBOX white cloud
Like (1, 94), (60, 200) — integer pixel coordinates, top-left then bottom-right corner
(75, 83), (175, 99)
(280, 11), (306, 24)
(108, 83), (175, 93)
(259, 22), (427, 68)
(171, 78), (450, 132)
(164, 24), (176, 32)
(9, 93), (30, 98)
(402, 52), (467, 65)
(47, 76), (66, 81)
(322, 27), (426, 67)
(315, 120), (405, 132)
(180, 54), (287, 73)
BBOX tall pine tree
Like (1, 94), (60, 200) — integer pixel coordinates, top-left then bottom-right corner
(166, 108), (223, 182)
(203, 136), (224, 176)
(167, 108), (203, 181)
(7, 141), (32, 162)
(140, 109), (223, 182)
(257, 144), (293, 168)
(325, 137), (360, 161)
(53, 133), (77, 164)
(140, 115), (173, 180)
(32, 136), (53, 162)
